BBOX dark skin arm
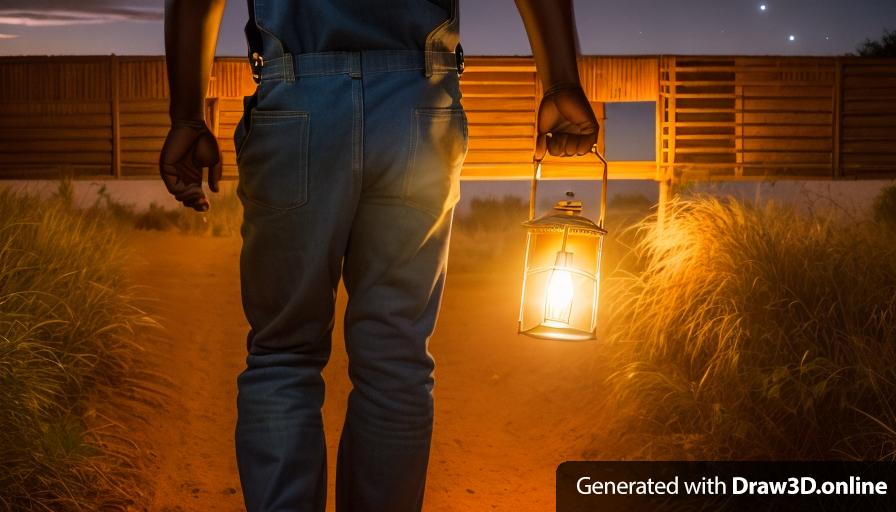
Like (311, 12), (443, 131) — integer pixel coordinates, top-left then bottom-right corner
(514, 0), (598, 159)
(160, 0), (226, 212)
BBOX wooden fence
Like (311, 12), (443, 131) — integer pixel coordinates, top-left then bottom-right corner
(1, 55), (894, 182)
(659, 56), (896, 181)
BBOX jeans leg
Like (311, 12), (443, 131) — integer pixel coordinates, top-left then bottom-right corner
(235, 72), (358, 512)
(337, 204), (454, 512)
(236, 351), (330, 512)
(335, 65), (466, 512)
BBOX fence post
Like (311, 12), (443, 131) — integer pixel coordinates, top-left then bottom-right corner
(657, 177), (673, 230)
(655, 58), (663, 183)
(832, 57), (842, 178)
(110, 54), (121, 178)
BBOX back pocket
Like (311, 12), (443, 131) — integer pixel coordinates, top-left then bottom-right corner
(237, 110), (310, 210)
(403, 108), (468, 216)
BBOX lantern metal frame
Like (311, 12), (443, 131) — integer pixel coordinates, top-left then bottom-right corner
(517, 146), (609, 341)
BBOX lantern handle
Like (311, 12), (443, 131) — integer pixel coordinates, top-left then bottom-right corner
(594, 146), (608, 229)
(528, 158), (541, 220)
(529, 142), (609, 229)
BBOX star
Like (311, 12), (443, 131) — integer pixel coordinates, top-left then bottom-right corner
(788, 34), (796, 41)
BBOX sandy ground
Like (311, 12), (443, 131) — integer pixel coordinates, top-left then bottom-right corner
(126, 229), (612, 512)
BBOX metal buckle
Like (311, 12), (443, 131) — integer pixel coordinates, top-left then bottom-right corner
(251, 52), (264, 84)
(455, 43), (464, 76)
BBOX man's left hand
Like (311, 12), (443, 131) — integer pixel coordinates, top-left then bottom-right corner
(159, 120), (223, 212)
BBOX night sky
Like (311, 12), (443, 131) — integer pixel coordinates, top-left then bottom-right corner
(0, 0), (892, 56)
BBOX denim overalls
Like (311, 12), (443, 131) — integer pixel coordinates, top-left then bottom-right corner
(232, 1), (465, 511)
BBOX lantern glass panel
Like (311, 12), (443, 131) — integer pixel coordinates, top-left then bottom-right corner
(519, 226), (604, 340)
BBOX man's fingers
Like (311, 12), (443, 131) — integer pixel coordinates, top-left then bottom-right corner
(175, 189), (203, 203)
(575, 119), (598, 136)
(174, 183), (204, 203)
(564, 135), (578, 156)
(163, 164), (208, 210)
(168, 176), (207, 211)
(208, 153), (223, 193)
(184, 195), (210, 212)
(548, 132), (568, 157)
(191, 131), (223, 195)
(535, 132), (548, 161)
(575, 135), (593, 156)
(536, 89), (601, 159)
(540, 131), (599, 158)
(159, 124), (220, 211)
(159, 163), (181, 195)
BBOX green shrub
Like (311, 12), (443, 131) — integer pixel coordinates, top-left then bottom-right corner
(600, 197), (896, 460)
(0, 188), (159, 510)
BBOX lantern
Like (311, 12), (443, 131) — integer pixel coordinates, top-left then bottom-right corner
(518, 148), (608, 341)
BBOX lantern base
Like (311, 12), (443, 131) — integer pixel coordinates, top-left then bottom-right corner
(520, 323), (596, 342)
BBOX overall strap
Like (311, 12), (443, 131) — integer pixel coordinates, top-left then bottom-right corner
(424, 0), (461, 78)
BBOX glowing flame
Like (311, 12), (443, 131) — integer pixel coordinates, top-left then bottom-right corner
(544, 267), (574, 325)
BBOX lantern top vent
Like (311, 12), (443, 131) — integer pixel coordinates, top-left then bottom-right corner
(522, 200), (607, 236)
(554, 200), (583, 214)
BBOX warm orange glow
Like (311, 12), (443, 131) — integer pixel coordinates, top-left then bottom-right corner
(544, 266), (574, 325)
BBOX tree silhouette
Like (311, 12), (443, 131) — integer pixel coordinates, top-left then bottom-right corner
(856, 28), (896, 57)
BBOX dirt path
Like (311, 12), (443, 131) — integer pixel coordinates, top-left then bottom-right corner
(127, 230), (611, 511)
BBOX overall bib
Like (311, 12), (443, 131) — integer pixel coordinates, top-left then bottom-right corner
(232, 1), (465, 511)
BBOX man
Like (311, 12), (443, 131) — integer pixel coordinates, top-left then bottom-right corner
(159, 0), (597, 510)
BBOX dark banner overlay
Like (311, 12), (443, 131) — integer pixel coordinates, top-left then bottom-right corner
(557, 461), (896, 511)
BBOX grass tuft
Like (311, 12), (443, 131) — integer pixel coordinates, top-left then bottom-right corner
(0, 187), (160, 511)
(600, 196), (896, 460)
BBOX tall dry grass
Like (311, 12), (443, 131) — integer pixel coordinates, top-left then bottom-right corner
(600, 197), (896, 460)
(0, 186), (160, 511)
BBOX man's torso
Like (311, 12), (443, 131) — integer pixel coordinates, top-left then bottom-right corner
(246, 0), (450, 54)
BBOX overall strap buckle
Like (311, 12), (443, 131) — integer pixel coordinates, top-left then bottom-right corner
(250, 52), (265, 84)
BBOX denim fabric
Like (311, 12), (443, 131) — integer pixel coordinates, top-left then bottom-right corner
(245, 0), (449, 53)
(232, 48), (467, 512)
(245, 0), (459, 78)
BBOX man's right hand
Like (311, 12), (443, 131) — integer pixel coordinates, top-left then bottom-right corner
(535, 83), (599, 160)
(159, 120), (223, 212)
